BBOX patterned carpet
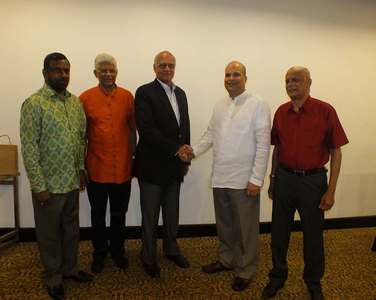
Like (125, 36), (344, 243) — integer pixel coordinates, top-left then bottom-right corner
(0, 228), (375, 300)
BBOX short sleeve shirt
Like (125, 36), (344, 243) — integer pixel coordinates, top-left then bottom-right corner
(80, 86), (135, 183)
(271, 97), (349, 170)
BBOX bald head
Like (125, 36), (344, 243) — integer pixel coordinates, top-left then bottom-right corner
(154, 51), (175, 67)
(226, 61), (247, 77)
(153, 50), (176, 86)
(285, 66), (312, 102)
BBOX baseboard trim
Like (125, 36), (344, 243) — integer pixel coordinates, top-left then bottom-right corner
(1, 215), (375, 242)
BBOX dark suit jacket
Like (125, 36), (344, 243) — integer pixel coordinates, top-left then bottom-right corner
(134, 79), (190, 185)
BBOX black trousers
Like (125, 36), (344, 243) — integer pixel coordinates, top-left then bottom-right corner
(87, 180), (131, 260)
(269, 167), (327, 286)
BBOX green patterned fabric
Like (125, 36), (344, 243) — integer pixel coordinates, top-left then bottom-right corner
(20, 84), (86, 193)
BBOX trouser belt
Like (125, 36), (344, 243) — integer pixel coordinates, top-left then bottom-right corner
(279, 164), (327, 176)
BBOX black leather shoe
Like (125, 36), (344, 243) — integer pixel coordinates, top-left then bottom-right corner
(202, 261), (232, 274)
(308, 287), (326, 300)
(143, 263), (161, 278)
(47, 284), (64, 300)
(91, 259), (105, 274)
(262, 281), (284, 299)
(64, 270), (94, 282)
(113, 256), (129, 270)
(166, 254), (190, 268)
(232, 276), (251, 291)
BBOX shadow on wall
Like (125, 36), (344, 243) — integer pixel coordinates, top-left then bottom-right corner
(153, 0), (376, 30)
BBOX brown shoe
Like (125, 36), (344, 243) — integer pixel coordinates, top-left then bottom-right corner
(232, 276), (251, 291)
(202, 261), (232, 274)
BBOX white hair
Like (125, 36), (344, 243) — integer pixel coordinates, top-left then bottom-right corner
(154, 50), (175, 66)
(288, 66), (311, 80)
(94, 53), (117, 70)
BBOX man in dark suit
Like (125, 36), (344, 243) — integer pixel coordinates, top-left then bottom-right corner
(134, 50), (191, 278)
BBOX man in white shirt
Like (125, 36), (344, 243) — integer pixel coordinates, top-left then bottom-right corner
(181, 61), (270, 291)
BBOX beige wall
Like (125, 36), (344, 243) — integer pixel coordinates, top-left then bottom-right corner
(1, 0), (375, 227)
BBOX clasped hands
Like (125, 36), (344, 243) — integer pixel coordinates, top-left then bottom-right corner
(177, 144), (194, 163)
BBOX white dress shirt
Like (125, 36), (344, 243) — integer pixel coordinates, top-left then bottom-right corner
(157, 79), (180, 126)
(193, 91), (271, 189)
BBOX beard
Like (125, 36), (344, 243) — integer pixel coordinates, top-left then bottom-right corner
(49, 78), (69, 93)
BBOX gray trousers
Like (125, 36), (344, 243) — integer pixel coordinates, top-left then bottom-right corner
(139, 180), (181, 265)
(213, 188), (260, 279)
(32, 189), (79, 287)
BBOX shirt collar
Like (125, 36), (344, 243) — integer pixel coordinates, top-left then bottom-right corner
(157, 78), (176, 93)
(98, 84), (117, 96)
(288, 96), (312, 113)
(230, 90), (248, 104)
(42, 83), (71, 100)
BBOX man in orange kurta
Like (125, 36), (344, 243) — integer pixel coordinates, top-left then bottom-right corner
(80, 53), (136, 273)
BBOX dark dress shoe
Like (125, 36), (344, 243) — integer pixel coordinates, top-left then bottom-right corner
(261, 280), (284, 299)
(232, 276), (251, 291)
(308, 287), (326, 300)
(113, 256), (129, 270)
(165, 254), (190, 268)
(47, 284), (64, 300)
(202, 261), (232, 274)
(143, 263), (161, 278)
(91, 258), (105, 274)
(64, 270), (94, 282)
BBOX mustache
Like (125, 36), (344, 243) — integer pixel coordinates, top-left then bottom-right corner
(49, 79), (69, 91)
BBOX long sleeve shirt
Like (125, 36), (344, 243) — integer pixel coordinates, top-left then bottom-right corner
(157, 79), (180, 126)
(20, 84), (86, 193)
(193, 91), (271, 189)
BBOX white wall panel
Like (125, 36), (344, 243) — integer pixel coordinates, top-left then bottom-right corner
(0, 0), (375, 227)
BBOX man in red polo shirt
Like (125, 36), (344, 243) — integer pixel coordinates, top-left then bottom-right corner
(262, 66), (348, 300)
(80, 53), (136, 273)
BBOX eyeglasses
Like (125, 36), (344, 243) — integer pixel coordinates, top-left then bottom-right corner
(158, 63), (175, 69)
(97, 69), (117, 75)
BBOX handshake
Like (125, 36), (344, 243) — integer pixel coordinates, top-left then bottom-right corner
(177, 144), (195, 163)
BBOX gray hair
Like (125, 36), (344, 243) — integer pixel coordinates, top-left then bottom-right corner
(154, 50), (175, 66)
(287, 66), (311, 80)
(94, 53), (117, 70)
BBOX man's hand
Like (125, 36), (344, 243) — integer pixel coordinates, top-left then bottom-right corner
(79, 170), (88, 191)
(246, 182), (261, 197)
(177, 145), (194, 162)
(319, 191), (335, 211)
(35, 190), (50, 206)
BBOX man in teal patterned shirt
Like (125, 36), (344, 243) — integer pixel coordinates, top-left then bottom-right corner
(20, 52), (93, 300)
